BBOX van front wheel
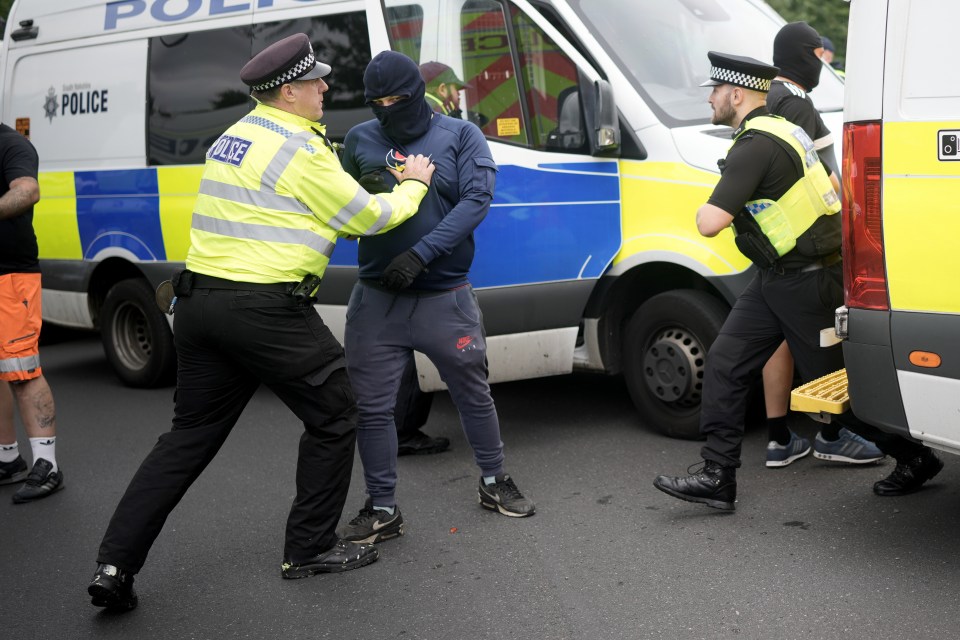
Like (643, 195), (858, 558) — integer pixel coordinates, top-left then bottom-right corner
(101, 278), (176, 388)
(622, 290), (728, 440)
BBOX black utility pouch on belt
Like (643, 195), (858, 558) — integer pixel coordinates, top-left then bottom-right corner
(732, 212), (779, 269)
(172, 269), (195, 298)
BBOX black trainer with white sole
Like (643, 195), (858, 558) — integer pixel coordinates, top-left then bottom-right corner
(478, 474), (536, 517)
(337, 498), (405, 543)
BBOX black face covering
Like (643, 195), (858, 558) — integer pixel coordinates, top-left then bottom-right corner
(773, 21), (824, 91)
(364, 51), (434, 143)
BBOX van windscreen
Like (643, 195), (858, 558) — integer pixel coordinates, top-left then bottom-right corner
(568, 0), (844, 126)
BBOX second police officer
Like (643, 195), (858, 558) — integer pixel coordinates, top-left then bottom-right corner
(653, 52), (943, 511)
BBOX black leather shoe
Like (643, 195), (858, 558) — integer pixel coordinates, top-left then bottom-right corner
(873, 448), (943, 496)
(397, 430), (450, 456)
(281, 539), (379, 579)
(653, 460), (737, 510)
(88, 563), (138, 611)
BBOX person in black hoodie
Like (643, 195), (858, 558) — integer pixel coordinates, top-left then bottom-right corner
(338, 51), (535, 544)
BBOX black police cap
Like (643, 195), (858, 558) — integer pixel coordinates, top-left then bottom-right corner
(240, 33), (332, 92)
(700, 51), (779, 93)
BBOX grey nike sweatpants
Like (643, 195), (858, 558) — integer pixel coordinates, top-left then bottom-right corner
(344, 281), (505, 508)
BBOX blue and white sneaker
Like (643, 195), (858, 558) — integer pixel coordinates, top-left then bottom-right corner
(813, 428), (884, 464)
(766, 431), (812, 468)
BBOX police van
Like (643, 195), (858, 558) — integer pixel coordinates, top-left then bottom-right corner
(792, 0), (960, 455)
(0, 0), (844, 439)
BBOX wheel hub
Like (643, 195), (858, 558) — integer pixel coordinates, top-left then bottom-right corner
(642, 328), (706, 406)
(111, 301), (152, 371)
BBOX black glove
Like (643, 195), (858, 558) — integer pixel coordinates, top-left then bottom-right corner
(380, 249), (427, 290)
(358, 171), (390, 194)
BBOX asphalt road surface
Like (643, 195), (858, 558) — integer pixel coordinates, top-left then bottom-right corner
(3, 333), (959, 639)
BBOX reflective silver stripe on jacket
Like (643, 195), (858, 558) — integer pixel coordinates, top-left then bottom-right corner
(326, 188), (393, 233)
(242, 112), (396, 233)
(198, 179), (314, 216)
(262, 130), (318, 190)
(0, 354), (40, 373)
(192, 213), (336, 257)
(239, 116), (318, 155)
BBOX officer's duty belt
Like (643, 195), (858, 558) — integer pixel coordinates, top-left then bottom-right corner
(773, 252), (842, 275)
(798, 252), (842, 273)
(192, 273), (297, 293)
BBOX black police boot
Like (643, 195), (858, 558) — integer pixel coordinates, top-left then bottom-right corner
(281, 539), (379, 579)
(873, 448), (943, 496)
(653, 460), (737, 510)
(88, 563), (138, 611)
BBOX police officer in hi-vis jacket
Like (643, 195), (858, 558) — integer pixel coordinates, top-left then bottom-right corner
(87, 33), (436, 611)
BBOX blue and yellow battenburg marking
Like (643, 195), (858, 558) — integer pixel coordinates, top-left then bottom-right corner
(35, 166), (202, 263)
(35, 158), (746, 289)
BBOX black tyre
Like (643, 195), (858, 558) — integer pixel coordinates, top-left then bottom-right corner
(622, 290), (729, 440)
(100, 278), (176, 388)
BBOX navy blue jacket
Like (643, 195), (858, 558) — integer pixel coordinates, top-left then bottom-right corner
(341, 112), (497, 291)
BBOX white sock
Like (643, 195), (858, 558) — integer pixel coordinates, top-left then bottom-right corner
(29, 436), (57, 473)
(0, 442), (18, 463)
(483, 475), (497, 486)
(372, 505), (395, 516)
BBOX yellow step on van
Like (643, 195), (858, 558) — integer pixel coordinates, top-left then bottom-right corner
(793, 0), (960, 455)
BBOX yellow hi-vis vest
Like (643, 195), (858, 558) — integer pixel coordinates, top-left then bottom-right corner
(425, 91), (451, 115)
(735, 115), (841, 257)
(187, 103), (428, 283)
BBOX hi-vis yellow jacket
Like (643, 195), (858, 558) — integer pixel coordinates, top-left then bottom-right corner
(738, 115), (840, 257)
(187, 103), (427, 283)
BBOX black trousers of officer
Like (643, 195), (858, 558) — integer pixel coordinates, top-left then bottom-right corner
(96, 286), (357, 573)
(700, 263), (926, 468)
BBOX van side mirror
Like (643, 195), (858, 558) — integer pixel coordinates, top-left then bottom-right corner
(579, 76), (620, 156)
(593, 79), (620, 152)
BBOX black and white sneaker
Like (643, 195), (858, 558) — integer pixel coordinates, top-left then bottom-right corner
(12, 458), (63, 503)
(478, 474), (536, 517)
(88, 563), (138, 611)
(0, 455), (28, 486)
(337, 498), (404, 543)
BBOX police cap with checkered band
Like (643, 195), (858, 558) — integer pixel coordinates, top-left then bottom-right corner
(700, 51), (779, 93)
(240, 33), (332, 92)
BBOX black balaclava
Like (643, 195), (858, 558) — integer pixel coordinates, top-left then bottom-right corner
(773, 21), (824, 91)
(363, 51), (433, 143)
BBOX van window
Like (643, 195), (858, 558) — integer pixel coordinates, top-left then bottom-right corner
(148, 13), (371, 166)
(512, 7), (586, 153)
(386, 5), (425, 61)
(387, 0), (594, 152)
(568, 0), (844, 125)
(252, 14), (372, 141)
(148, 27), (251, 166)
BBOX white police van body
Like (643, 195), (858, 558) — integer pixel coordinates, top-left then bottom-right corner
(0, 0), (844, 439)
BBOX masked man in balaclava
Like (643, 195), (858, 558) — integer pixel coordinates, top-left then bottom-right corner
(337, 51), (536, 545)
(759, 22), (885, 471)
